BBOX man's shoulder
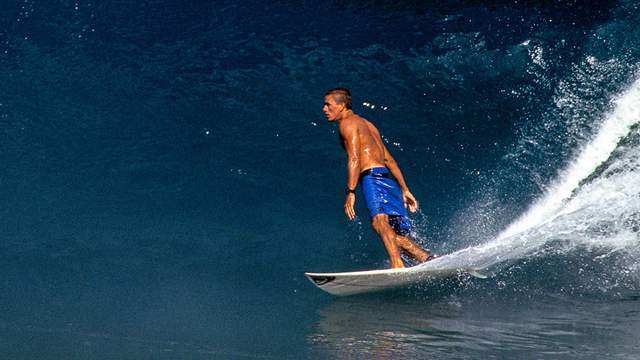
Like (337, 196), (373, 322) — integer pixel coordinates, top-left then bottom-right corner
(341, 117), (378, 138)
(341, 114), (370, 128)
(339, 115), (358, 130)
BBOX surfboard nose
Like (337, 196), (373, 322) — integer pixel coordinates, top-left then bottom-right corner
(305, 273), (336, 286)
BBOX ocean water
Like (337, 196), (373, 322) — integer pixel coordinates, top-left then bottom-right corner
(2, 1), (640, 358)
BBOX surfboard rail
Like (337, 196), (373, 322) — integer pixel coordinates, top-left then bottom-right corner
(305, 266), (487, 296)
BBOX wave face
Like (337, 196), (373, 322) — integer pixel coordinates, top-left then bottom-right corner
(426, 77), (640, 288)
(2, 1), (640, 359)
(417, 4), (640, 299)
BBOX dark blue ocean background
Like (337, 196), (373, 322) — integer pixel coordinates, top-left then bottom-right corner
(3, 1), (640, 358)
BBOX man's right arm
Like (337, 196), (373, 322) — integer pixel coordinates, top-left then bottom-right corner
(383, 146), (419, 212)
(383, 147), (408, 191)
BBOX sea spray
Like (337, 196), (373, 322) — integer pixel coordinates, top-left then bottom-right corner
(420, 76), (640, 272)
(499, 77), (640, 240)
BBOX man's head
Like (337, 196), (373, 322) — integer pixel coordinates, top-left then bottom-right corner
(323, 87), (353, 122)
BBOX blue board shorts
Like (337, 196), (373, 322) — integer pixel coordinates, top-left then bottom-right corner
(360, 167), (412, 235)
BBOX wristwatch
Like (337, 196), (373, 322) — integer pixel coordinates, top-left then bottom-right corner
(345, 187), (356, 195)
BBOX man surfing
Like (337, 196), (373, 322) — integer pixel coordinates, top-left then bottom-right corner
(323, 87), (432, 268)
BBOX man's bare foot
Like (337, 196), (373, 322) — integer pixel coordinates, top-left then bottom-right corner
(423, 253), (439, 262)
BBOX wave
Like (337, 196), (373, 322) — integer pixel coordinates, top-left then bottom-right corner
(421, 74), (640, 286)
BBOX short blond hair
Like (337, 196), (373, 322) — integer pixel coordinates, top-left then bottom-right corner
(325, 87), (352, 109)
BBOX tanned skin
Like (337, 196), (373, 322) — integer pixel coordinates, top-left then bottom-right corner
(323, 94), (429, 268)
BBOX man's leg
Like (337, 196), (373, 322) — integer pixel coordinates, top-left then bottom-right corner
(371, 214), (404, 268)
(395, 235), (429, 262)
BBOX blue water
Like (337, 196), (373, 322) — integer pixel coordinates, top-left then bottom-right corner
(2, 1), (640, 358)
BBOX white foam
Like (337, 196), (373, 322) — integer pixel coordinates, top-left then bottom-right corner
(421, 76), (640, 271)
(498, 77), (640, 240)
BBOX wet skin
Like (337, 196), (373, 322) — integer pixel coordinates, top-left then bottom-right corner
(323, 94), (429, 268)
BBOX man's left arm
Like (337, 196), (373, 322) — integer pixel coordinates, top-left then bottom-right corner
(342, 123), (360, 220)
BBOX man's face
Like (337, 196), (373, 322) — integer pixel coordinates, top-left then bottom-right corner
(323, 95), (343, 122)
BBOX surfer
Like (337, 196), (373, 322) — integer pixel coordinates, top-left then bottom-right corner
(323, 87), (431, 268)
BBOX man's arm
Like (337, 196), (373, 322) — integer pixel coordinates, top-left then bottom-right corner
(341, 122), (360, 220)
(383, 147), (419, 212)
(383, 147), (408, 191)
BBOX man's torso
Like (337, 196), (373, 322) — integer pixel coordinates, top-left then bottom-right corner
(340, 115), (386, 172)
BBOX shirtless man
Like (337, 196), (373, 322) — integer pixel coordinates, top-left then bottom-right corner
(323, 87), (431, 268)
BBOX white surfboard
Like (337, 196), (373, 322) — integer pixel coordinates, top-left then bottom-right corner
(305, 263), (486, 296)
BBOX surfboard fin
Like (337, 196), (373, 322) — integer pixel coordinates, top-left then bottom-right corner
(467, 269), (489, 279)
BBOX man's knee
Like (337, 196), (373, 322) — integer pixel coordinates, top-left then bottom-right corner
(371, 215), (390, 232)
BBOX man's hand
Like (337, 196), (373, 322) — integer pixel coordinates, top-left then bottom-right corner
(344, 193), (356, 220)
(403, 190), (419, 213)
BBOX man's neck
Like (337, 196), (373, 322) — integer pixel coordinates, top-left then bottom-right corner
(337, 110), (355, 123)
